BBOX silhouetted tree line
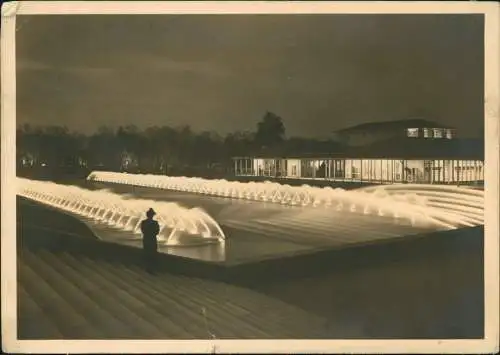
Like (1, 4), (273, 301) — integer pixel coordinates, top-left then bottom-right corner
(17, 111), (344, 178)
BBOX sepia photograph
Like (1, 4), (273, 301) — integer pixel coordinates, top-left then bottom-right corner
(2, 1), (499, 353)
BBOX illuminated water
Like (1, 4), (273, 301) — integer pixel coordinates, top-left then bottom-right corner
(88, 171), (484, 230)
(17, 177), (226, 247)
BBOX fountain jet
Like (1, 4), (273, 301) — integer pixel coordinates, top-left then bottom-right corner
(17, 177), (226, 247)
(87, 171), (484, 230)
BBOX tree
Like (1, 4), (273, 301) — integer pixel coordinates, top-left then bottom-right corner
(156, 126), (181, 172)
(115, 125), (143, 170)
(142, 126), (165, 173)
(39, 126), (72, 167)
(176, 125), (195, 165)
(116, 125), (142, 153)
(17, 124), (40, 168)
(16, 124), (89, 174)
(223, 131), (255, 160)
(255, 111), (285, 151)
(87, 125), (121, 169)
(193, 131), (219, 166)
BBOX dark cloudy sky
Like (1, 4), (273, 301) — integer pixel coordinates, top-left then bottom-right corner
(16, 14), (484, 138)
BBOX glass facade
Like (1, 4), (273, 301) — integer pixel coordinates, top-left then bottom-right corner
(234, 157), (484, 184)
(415, 127), (453, 139)
(232, 126), (479, 184)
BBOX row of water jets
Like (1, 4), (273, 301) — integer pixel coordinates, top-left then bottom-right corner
(17, 177), (226, 246)
(360, 184), (484, 228)
(88, 171), (484, 229)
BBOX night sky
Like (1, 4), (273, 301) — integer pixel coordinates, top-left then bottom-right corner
(16, 14), (484, 138)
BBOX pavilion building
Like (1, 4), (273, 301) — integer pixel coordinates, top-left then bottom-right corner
(232, 119), (484, 185)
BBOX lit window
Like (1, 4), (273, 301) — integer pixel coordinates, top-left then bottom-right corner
(407, 128), (419, 138)
(433, 128), (443, 138)
(423, 128), (432, 138)
(445, 129), (453, 139)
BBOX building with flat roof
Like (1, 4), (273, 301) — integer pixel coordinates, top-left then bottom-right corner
(233, 120), (483, 185)
(333, 118), (456, 147)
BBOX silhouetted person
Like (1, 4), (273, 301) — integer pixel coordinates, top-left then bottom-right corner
(140, 208), (160, 274)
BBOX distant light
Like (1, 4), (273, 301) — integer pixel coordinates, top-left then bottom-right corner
(407, 128), (419, 138)
(433, 128), (444, 139)
(41, 163), (47, 167)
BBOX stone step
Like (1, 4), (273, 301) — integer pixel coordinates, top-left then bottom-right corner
(20, 251), (100, 338)
(87, 252), (327, 338)
(17, 282), (63, 339)
(116, 261), (315, 338)
(116, 264), (270, 339)
(82, 255), (238, 338)
(36, 249), (147, 339)
(19, 239), (330, 339)
(178, 276), (327, 338)
(60, 252), (195, 339)
(157, 274), (298, 338)
(54, 251), (175, 339)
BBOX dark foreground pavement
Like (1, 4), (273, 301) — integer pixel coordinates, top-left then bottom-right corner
(256, 228), (484, 338)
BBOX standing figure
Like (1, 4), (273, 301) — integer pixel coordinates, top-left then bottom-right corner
(140, 208), (160, 274)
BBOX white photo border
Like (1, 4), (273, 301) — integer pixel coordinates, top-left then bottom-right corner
(2, 1), (499, 353)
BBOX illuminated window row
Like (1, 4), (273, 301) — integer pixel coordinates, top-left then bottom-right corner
(233, 158), (484, 184)
(407, 128), (455, 139)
